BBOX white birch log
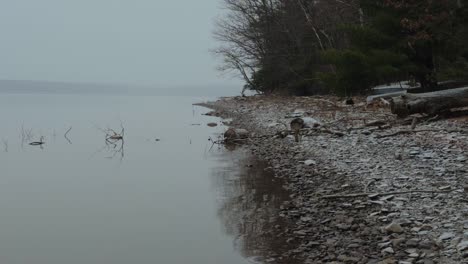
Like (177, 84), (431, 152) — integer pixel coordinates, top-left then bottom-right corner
(390, 87), (468, 117)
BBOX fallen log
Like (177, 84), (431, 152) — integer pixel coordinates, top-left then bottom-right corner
(367, 91), (407, 105)
(390, 87), (468, 118)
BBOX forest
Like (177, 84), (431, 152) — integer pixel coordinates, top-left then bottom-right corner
(214, 0), (468, 96)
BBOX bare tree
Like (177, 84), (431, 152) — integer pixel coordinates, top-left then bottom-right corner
(213, 0), (364, 95)
(213, 0), (281, 95)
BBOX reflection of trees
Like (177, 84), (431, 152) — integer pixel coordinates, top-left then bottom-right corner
(213, 153), (299, 264)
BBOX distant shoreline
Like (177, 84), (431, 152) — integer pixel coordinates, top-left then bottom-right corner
(0, 79), (242, 97)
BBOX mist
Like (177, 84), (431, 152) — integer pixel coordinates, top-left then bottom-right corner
(0, 0), (240, 88)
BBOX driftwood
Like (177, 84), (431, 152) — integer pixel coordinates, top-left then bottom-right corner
(367, 91), (407, 105)
(310, 128), (345, 137)
(390, 87), (468, 118)
(365, 120), (389, 127)
(322, 189), (454, 199)
(376, 128), (466, 138)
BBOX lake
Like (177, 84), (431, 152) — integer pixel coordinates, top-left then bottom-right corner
(0, 88), (289, 264)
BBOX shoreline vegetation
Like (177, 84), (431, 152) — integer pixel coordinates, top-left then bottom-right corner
(210, 2), (468, 261)
(200, 95), (467, 263)
(214, 1), (468, 97)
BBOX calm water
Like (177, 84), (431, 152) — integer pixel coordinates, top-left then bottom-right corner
(0, 91), (289, 264)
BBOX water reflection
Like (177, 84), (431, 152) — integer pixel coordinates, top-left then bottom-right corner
(0, 94), (254, 264)
(212, 149), (298, 264)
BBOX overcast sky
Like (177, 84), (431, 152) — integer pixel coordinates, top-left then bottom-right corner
(0, 0), (240, 88)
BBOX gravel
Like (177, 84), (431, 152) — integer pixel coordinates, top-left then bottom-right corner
(199, 95), (468, 264)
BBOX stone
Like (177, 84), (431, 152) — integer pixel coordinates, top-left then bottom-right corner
(419, 224), (433, 231)
(377, 258), (396, 264)
(419, 239), (436, 249)
(406, 238), (419, 247)
(206, 94), (468, 263)
(438, 185), (451, 190)
(293, 230), (307, 236)
(385, 223), (404, 234)
(392, 238), (405, 247)
(302, 117), (322, 128)
(379, 241), (392, 248)
(439, 232), (455, 240)
(458, 240), (468, 251)
(337, 255), (360, 262)
(305, 241), (320, 247)
(382, 247), (395, 255)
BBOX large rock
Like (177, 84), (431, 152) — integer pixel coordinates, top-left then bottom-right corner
(224, 128), (249, 141)
(385, 223), (403, 234)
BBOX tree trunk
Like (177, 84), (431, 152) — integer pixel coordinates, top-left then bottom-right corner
(390, 87), (468, 118)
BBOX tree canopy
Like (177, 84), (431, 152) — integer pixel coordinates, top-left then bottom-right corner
(214, 0), (468, 95)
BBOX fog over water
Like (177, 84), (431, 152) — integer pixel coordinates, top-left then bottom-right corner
(0, 91), (257, 264)
(0, 0), (241, 89)
(0, 1), (285, 263)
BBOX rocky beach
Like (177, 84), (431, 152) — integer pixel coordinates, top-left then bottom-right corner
(201, 95), (468, 264)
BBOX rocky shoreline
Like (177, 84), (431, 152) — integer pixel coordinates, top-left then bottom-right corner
(200, 95), (468, 264)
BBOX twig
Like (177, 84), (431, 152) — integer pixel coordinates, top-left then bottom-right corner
(95, 122), (125, 162)
(20, 125), (34, 147)
(321, 189), (454, 199)
(2, 139), (8, 152)
(376, 128), (466, 138)
(364, 179), (376, 193)
(365, 120), (388, 127)
(93, 123), (108, 135)
(303, 127), (345, 137)
(425, 114), (440, 123)
(307, 98), (339, 107)
(64, 126), (72, 144)
(410, 117), (417, 130)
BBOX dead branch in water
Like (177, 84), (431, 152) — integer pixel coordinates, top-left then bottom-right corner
(94, 122), (125, 142)
(104, 123), (125, 161)
(20, 125), (34, 147)
(208, 134), (250, 151)
(2, 139), (8, 152)
(64, 126), (72, 144)
(92, 122), (126, 161)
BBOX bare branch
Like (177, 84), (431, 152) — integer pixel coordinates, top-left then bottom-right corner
(64, 126), (72, 144)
